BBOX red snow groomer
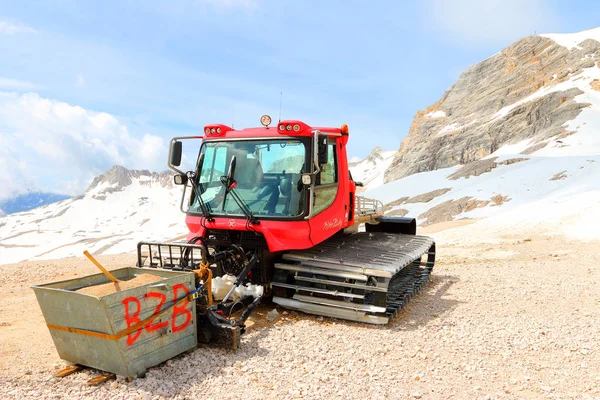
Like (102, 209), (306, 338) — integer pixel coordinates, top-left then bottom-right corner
(138, 116), (435, 347)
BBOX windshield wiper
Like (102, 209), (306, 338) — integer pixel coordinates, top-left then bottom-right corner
(220, 156), (260, 225)
(190, 177), (213, 221)
(189, 154), (213, 221)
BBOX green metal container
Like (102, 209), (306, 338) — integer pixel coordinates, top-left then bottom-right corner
(32, 267), (197, 378)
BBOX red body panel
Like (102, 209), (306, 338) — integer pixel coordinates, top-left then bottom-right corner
(307, 137), (353, 245)
(186, 216), (314, 252)
(185, 120), (356, 252)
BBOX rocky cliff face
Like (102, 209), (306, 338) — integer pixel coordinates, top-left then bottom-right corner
(86, 165), (174, 198)
(349, 146), (389, 167)
(349, 146), (397, 191)
(385, 30), (600, 182)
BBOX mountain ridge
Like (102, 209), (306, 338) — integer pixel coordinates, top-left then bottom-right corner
(361, 27), (600, 239)
(0, 165), (183, 264)
(349, 146), (397, 191)
(385, 30), (600, 182)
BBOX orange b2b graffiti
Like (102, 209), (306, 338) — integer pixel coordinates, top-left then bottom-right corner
(122, 283), (193, 346)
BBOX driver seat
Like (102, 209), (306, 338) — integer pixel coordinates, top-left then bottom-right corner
(234, 153), (263, 187)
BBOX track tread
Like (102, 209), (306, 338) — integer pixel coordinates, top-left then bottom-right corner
(273, 232), (436, 323)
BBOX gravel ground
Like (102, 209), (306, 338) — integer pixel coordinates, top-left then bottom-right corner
(1, 230), (599, 399)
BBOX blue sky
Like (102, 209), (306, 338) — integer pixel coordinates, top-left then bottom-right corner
(1, 0), (600, 198)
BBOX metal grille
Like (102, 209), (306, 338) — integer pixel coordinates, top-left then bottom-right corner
(137, 241), (206, 270)
(206, 230), (231, 242)
(205, 229), (267, 248)
(240, 231), (268, 247)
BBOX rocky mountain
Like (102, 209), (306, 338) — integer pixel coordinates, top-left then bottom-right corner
(385, 27), (600, 182)
(86, 165), (174, 199)
(362, 27), (600, 238)
(0, 166), (185, 265)
(349, 146), (397, 191)
(266, 155), (304, 174)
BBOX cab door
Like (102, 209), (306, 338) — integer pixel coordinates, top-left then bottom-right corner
(309, 136), (348, 245)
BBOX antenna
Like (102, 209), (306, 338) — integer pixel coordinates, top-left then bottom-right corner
(232, 99), (235, 128)
(278, 91), (283, 122)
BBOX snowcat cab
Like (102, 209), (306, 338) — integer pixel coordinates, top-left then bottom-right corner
(137, 116), (435, 347)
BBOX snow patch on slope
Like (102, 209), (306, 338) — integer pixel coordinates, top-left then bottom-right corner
(426, 110), (446, 118)
(541, 27), (600, 50)
(438, 119), (477, 136)
(349, 147), (397, 191)
(487, 139), (533, 158)
(535, 65), (600, 157)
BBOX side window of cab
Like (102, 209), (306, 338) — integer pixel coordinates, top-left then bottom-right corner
(313, 140), (337, 215)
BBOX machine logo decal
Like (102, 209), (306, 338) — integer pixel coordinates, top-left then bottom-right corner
(228, 220), (236, 228)
(323, 218), (343, 230)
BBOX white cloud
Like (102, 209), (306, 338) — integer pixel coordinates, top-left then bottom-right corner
(0, 19), (36, 34)
(0, 77), (40, 90)
(76, 74), (85, 87)
(424, 0), (558, 46)
(0, 92), (166, 200)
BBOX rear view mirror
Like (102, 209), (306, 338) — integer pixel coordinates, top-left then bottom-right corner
(173, 174), (187, 185)
(169, 141), (183, 167)
(318, 137), (328, 165)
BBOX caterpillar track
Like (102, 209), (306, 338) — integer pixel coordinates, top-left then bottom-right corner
(271, 232), (436, 324)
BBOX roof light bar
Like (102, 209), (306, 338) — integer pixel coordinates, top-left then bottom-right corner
(203, 124), (234, 136)
(277, 120), (311, 135)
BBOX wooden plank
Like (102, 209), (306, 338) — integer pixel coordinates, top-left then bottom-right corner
(87, 373), (116, 386)
(55, 364), (83, 378)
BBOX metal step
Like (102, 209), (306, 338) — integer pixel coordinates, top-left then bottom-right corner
(272, 296), (389, 325)
(271, 282), (365, 299)
(293, 275), (387, 292)
(273, 263), (368, 281)
(279, 258), (393, 278)
(292, 294), (387, 314)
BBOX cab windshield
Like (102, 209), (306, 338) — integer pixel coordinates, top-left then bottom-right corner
(190, 139), (307, 218)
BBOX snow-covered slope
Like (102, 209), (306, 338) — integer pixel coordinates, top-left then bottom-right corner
(541, 27), (600, 50)
(366, 149), (600, 240)
(349, 146), (396, 191)
(365, 65), (600, 239)
(365, 27), (600, 240)
(0, 166), (186, 265)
